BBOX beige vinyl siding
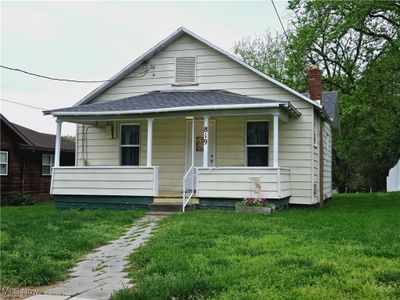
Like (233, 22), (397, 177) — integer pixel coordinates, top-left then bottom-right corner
(76, 119), (186, 196)
(151, 118), (186, 196)
(214, 112), (313, 205)
(312, 114), (320, 204)
(311, 115), (333, 204)
(74, 33), (319, 203)
(323, 121), (332, 198)
(76, 121), (147, 167)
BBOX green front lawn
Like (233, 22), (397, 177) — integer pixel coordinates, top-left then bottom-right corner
(0, 203), (145, 287)
(113, 193), (400, 300)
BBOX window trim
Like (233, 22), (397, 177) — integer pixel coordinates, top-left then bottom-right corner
(245, 120), (270, 167)
(120, 123), (141, 166)
(42, 153), (55, 176)
(174, 56), (197, 85)
(313, 118), (319, 148)
(0, 151), (8, 176)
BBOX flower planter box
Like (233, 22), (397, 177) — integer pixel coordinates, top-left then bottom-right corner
(235, 205), (276, 214)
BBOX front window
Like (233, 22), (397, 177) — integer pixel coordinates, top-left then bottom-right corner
(0, 151), (8, 175)
(42, 154), (54, 175)
(246, 121), (269, 166)
(121, 124), (140, 166)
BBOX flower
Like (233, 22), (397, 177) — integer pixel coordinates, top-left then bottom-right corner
(241, 197), (271, 207)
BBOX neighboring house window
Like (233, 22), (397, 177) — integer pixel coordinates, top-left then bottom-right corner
(42, 154), (55, 175)
(175, 57), (196, 84)
(0, 151), (8, 175)
(246, 121), (269, 166)
(121, 124), (140, 166)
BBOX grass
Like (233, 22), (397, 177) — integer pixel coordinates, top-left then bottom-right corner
(0, 203), (145, 287)
(112, 193), (400, 300)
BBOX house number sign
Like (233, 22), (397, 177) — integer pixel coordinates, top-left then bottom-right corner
(204, 126), (208, 145)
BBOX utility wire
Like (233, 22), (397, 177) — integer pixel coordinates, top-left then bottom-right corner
(271, 0), (289, 40)
(1, 64), (154, 83)
(0, 98), (46, 110)
(0, 65), (110, 83)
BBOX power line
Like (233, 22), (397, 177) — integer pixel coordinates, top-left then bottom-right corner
(0, 98), (46, 110)
(271, 0), (288, 40)
(1, 64), (154, 83)
(0, 65), (109, 83)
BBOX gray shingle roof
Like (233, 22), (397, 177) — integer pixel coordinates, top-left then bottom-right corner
(302, 91), (338, 121)
(45, 90), (290, 115)
(0, 114), (75, 151)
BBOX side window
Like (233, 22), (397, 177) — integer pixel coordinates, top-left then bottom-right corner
(42, 154), (55, 175)
(246, 121), (269, 166)
(121, 124), (140, 166)
(0, 151), (8, 175)
(313, 119), (319, 147)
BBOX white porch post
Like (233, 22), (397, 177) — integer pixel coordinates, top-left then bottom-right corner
(203, 116), (209, 168)
(54, 120), (62, 167)
(146, 118), (153, 167)
(273, 113), (279, 168)
(191, 117), (195, 167)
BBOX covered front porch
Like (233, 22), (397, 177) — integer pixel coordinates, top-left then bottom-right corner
(46, 90), (299, 210)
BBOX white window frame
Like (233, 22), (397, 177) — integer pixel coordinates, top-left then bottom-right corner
(313, 118), (319, 148)
(42, 154), (55, 176)
(245, 120), (270, 167)
(0, 151), (8, 176)
(174, 56), (197, 85)
(120, 123), (141, 166)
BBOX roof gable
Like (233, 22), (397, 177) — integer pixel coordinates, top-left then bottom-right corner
(75, 27), (321, 109)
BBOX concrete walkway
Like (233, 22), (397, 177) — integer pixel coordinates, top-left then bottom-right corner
(26, 214), (162, 300)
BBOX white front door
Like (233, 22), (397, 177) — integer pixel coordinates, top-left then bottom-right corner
(186, 120), (215, 170)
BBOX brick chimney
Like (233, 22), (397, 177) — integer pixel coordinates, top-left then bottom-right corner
(307, 64), (322, 103)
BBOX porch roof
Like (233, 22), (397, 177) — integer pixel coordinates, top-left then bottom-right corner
(43, 90), (301, 118)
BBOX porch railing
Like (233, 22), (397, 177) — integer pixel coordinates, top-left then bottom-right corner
(182, 166), (196, 212)
(50, 166), (159, 197)
(196, 167), (291, 199)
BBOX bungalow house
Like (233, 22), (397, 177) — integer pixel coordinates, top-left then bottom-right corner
(44, 27), (338, 211)
(0, 114), (75, 201)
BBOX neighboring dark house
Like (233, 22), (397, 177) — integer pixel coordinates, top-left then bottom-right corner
(0, 114), (75, 200)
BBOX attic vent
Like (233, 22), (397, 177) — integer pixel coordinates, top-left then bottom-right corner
(175, 57), (196, 84)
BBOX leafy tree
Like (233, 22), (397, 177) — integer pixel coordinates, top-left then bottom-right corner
(62, 135), (76, 143)
(288, 0), (399, 94)
(233, 30), (307, 92)
(334, 46), (400, 191)
(234, 0), (400, 191)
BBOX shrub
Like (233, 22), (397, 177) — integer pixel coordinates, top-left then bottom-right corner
(0, 194), (36, 206)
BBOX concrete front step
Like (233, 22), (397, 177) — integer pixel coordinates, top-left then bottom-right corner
(153, 197), (199, 204)
(149, 202), (196, 212)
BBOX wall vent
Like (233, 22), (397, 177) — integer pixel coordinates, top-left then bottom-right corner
(175, 57), (196, 84)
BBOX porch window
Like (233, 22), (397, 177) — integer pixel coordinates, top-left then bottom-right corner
(121, 124), (140, 166)
(0, 151), (8, 175)
(246, 121), (269, 166)
(42, 154), (54, 175)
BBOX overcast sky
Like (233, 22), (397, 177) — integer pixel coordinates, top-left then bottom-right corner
(1, 1), (289, 135)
